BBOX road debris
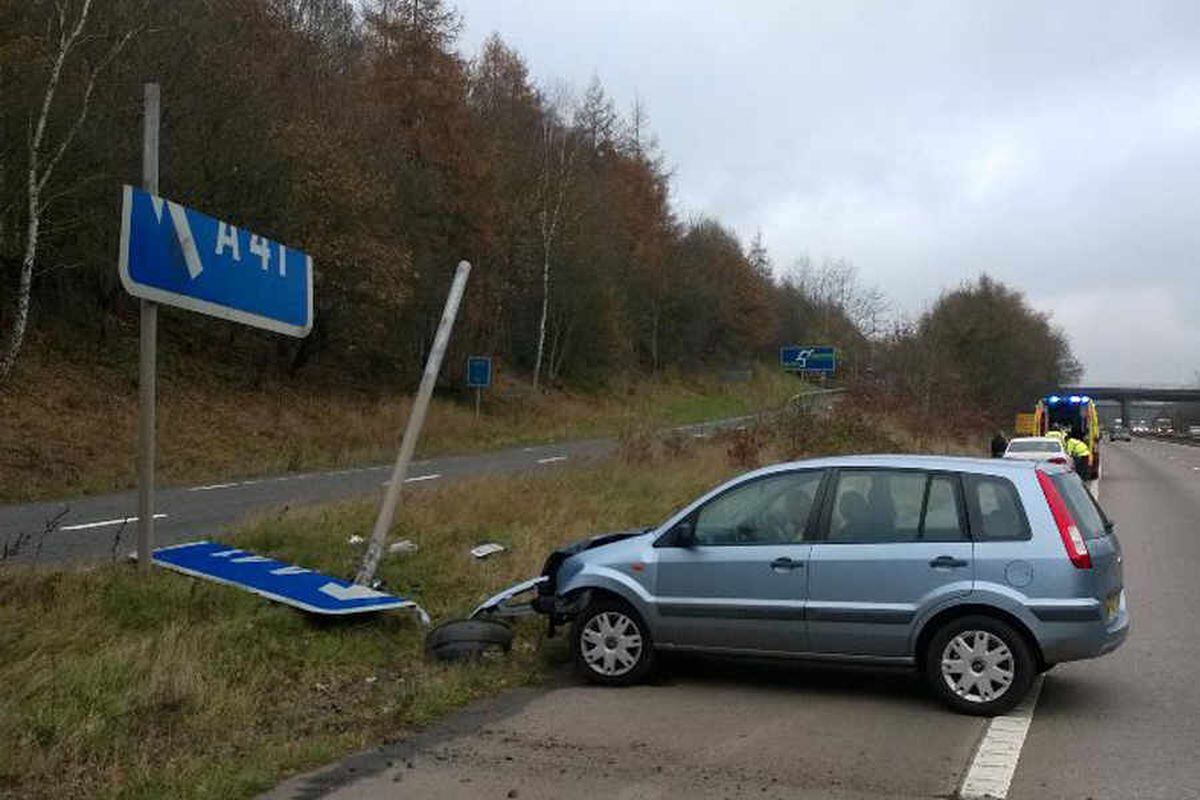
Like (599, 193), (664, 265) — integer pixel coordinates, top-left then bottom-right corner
(470, 542), (506, 559)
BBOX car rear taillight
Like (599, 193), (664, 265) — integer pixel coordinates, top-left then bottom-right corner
(1036, 470), (1092, 569)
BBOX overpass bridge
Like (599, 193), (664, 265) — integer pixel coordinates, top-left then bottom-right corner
(1060, 385), (1200, 427)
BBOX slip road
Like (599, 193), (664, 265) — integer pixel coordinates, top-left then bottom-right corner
(0, 416), (750, 565)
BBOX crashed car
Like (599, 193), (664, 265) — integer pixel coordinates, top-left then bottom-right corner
(474, 454), (1128, 716)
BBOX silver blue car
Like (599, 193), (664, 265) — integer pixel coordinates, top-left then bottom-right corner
(526, 455), (1128, 715)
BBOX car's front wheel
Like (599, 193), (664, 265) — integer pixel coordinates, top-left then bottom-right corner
(571, 597), (655, 686)
(925, 615), (1035, 716)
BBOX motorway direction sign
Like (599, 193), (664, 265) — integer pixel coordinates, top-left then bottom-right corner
(153, 540), (428, 620)
(780, 345), (836, 373)
(466, 356), (492, 388)
(118, 185), (313, 337)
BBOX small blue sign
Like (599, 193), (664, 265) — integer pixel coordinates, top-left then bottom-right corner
(118, 186), (313, 337)
(466, 356), (492, 388)
(153, 541), (426, 619)
(780, 345), (836, 373)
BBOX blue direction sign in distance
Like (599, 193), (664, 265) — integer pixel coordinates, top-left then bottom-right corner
(780, 345), (837, 373)
(153, 541), (428, 620)
(118, 185), (313, 336)
(466, 356), (492, 388)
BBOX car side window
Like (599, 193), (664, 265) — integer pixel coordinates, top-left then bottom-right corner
(922, 475), (965, 541)
(692, 471), (824, 545)
(968, 476), (1030, 541)
(827, 470), (966, 543)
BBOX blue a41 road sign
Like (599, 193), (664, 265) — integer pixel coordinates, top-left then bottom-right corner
(466, 356), (492, 388)
(153, 540), (428, 620)
(780, 345), (837, 373)
(118, 185), (313, 337)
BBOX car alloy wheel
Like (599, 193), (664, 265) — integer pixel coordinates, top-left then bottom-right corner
(940, 630), (1015, 704)
(580, 610), (643, 677)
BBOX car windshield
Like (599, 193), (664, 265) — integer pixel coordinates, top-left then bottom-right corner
(1007, 440), (1060, 453)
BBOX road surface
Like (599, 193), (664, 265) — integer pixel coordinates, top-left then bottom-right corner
(0, 415), (766, 565)
(0, 439), (616, 565)
(263, 437), (1200, 800)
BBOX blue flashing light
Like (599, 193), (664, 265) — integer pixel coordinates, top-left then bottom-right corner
(1081, 395), (1091, 403)
(1068, 395), (1081, 403)
(1048, 395), (1061, 404)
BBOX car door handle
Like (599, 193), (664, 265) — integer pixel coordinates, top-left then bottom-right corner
(769, 557), (804, 572)
(929, 555), (969, 569)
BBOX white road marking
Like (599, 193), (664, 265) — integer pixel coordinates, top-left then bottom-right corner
(537, 456), (568, 464)
(381, 473), (442, 486)
(188, 482), (239, 492)
(61, 513), (167, 532)
(959, 676), (1043, 800)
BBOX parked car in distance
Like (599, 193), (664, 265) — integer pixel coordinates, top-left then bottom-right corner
(521, 455), (1128, 716)
(1003, 436), (1072, 468)
(1109, 426), (1132, 442)
(1189, 425), (1200, 440)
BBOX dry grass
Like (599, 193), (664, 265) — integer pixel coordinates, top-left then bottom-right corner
(0, 441), (739, 800)
(0, 343), (798, 503)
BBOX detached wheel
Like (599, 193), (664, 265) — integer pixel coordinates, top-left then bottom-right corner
(925, 615), (1034, 716)
(571, 598), (655, 686)
(425, 619), (513, 663)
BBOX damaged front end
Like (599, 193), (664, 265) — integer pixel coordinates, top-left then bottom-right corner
(469, 528), (649, 635)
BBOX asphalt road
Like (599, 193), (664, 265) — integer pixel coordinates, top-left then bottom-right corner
(262, 437), (1200, 800)
(0, 415), (764, 566)
(0, 439), (616, 565)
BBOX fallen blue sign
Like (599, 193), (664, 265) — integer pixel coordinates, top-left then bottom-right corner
(153, 540), (428, 621)
(118, 185), (313, 337)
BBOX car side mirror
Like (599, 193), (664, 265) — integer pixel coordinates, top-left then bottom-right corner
(671, 519), (697, 548)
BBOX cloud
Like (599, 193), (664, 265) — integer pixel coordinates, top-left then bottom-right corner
(454, 0), (1200, 383)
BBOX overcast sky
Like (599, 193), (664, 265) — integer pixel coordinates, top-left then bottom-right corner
(453, 1), (1200, 385)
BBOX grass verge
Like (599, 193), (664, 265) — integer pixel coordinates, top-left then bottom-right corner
(0, 439), (739, 800)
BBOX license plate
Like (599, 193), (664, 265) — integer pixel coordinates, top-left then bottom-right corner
(1105, 592), (1120, 619)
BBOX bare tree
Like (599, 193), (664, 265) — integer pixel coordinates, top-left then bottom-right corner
(0, 0), (134, 384)
(531, 97), (576, 391)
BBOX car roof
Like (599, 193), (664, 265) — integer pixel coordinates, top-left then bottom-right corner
(1007, 436), (1061, 445)
(746, 453), (1050, 477)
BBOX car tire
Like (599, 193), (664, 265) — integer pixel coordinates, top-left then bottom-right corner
(924, 615), (1035, 716)
(425, 619), (513, 662)
(571, 597), (655, 686)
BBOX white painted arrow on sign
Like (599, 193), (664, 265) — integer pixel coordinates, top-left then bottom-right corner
(150, 194), (204, 279)
(317, 582), (390, 601)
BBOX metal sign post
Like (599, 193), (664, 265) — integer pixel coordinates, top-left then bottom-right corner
(121, 84), (315, 571)
(136, 83), (160, 570)
(356, 262), (471, 586)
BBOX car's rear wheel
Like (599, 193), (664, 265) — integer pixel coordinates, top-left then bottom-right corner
(925, 615), (1034, 716)
(571, 597), (655, 686)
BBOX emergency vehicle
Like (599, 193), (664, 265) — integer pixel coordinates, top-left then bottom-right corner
(1034, 394), (1100, 480)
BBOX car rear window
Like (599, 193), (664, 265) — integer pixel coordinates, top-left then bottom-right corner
(1007, 441), (1060, 453)
(967, 475), (1030, 541)
(1051, 473), (1109, 540)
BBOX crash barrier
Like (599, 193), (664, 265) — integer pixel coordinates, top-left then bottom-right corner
(1135, 432), (1200, 447)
